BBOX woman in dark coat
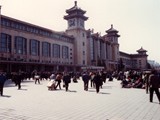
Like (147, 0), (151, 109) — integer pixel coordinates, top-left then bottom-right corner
(93, 72), (103, 93)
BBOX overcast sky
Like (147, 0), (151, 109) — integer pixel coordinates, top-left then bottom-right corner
(1, 0), (160, 63)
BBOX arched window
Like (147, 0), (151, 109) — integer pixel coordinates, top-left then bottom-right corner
(42, 42), (50, 57)
(14, 36), (27, 54)
(30, 39), (40, 56)
(62, 46), (69, 59)
(52, 44), (60, 58)
(0, 33), (11, 53)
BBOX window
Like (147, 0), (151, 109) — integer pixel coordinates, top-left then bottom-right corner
(52, 44), (60, 58)
(82, 42), (85, 46)
(82, 33), (85, 37)
(0, 33), (11, 53)
(42, 42), (51, 57)
(83, 51), (85, 55)
(1, 19), (11, 27)
(30, 39), (40, 56)
(62, 46), (69, 59)
(90, 38), (94, 60)
(83, 60), (85, 65)
(14, 36), (27, 54)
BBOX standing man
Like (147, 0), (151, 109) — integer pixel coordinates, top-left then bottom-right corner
(93, 72), (103, 93)
(148, 70), (160, 104)
(63, 72), (71, 91)
(55, 73), (62, 90)
(34, 73), (40, 84)
(12, 72), (22, 90)
(82, 72), (90, 91)
(0, 72), (7, 96)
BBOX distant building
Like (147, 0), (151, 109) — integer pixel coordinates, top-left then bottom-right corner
(0, 1), (148, 72)
(148, 60), (160, 71)
(119, 47), (148, 71)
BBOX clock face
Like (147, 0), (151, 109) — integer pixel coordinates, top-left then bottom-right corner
(69, 19), (75, 27)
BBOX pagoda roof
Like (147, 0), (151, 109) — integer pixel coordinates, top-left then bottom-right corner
(64, 1), (88, 20)
(137, 47), (147, 52)
(64, 14), (88, 20)
(106, 24), (119, 33)
(66, 1), (86, 14)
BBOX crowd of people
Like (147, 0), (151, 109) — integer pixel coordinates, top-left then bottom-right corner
(0, 70), (109, 95)
(0, 69), (160, 104)
(115, 70), (160, 104)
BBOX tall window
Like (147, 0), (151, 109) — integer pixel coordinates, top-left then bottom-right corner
(30, 39), (40, 56)
(62, 46), (69, 59)
(15, 36), (27, 54)
(52, 44), (60, 58)
(0, 33), (11, 53)
(90, 38), (94, 60)
(106, 44), (108, 59)
(42, 42), (50, 57)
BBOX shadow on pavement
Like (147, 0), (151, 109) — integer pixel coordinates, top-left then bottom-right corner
(88, 90), (110, 95)
(68, 90), (77, 93)
(18, 88), (28, 91)
(152, 102), (160, 105)
(99, 92), (110, 95)
(1, 95), (11, 98)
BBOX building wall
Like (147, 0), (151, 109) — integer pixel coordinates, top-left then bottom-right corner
(0, 14), (76, 72)
(1, 26), (74, 63)
(119, 51), (148, 71)
(66, 28), (88, 66)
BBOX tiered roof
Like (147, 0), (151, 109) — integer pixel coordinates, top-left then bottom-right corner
(64, 1), (88, 20)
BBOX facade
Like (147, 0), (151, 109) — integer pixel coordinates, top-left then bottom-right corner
(0, 7), (75, 72)
(0, 2), (148, 73)
(86, 24), (120, 71)
(119, 47), (148, 71)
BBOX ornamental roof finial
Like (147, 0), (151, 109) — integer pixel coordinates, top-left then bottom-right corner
(75, 1), (77, 6)
(111, 24), (113, 28)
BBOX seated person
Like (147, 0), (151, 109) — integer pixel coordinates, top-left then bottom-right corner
(132, 77), (143, 88)
(121, 77), (133, 88)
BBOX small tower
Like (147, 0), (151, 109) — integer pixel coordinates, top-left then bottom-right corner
(136, 47), (148, 70)
(106, 24), (120, 44)
(64, 1), (89, 66)
(137, 47), (147, 55)
(64, 1), (88, 30)
(105, 24), (120, 69)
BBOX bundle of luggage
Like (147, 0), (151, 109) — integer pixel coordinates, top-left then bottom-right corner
(47, 80), (56, 90)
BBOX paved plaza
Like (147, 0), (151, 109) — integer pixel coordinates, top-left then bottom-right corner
(0, 78), (160, 120)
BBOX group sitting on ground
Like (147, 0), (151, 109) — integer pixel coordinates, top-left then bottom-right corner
(120, 70), (150, 89)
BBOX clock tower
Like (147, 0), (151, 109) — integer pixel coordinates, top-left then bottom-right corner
(64, 1), (88, 30)
(64, 1), (88, 66)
